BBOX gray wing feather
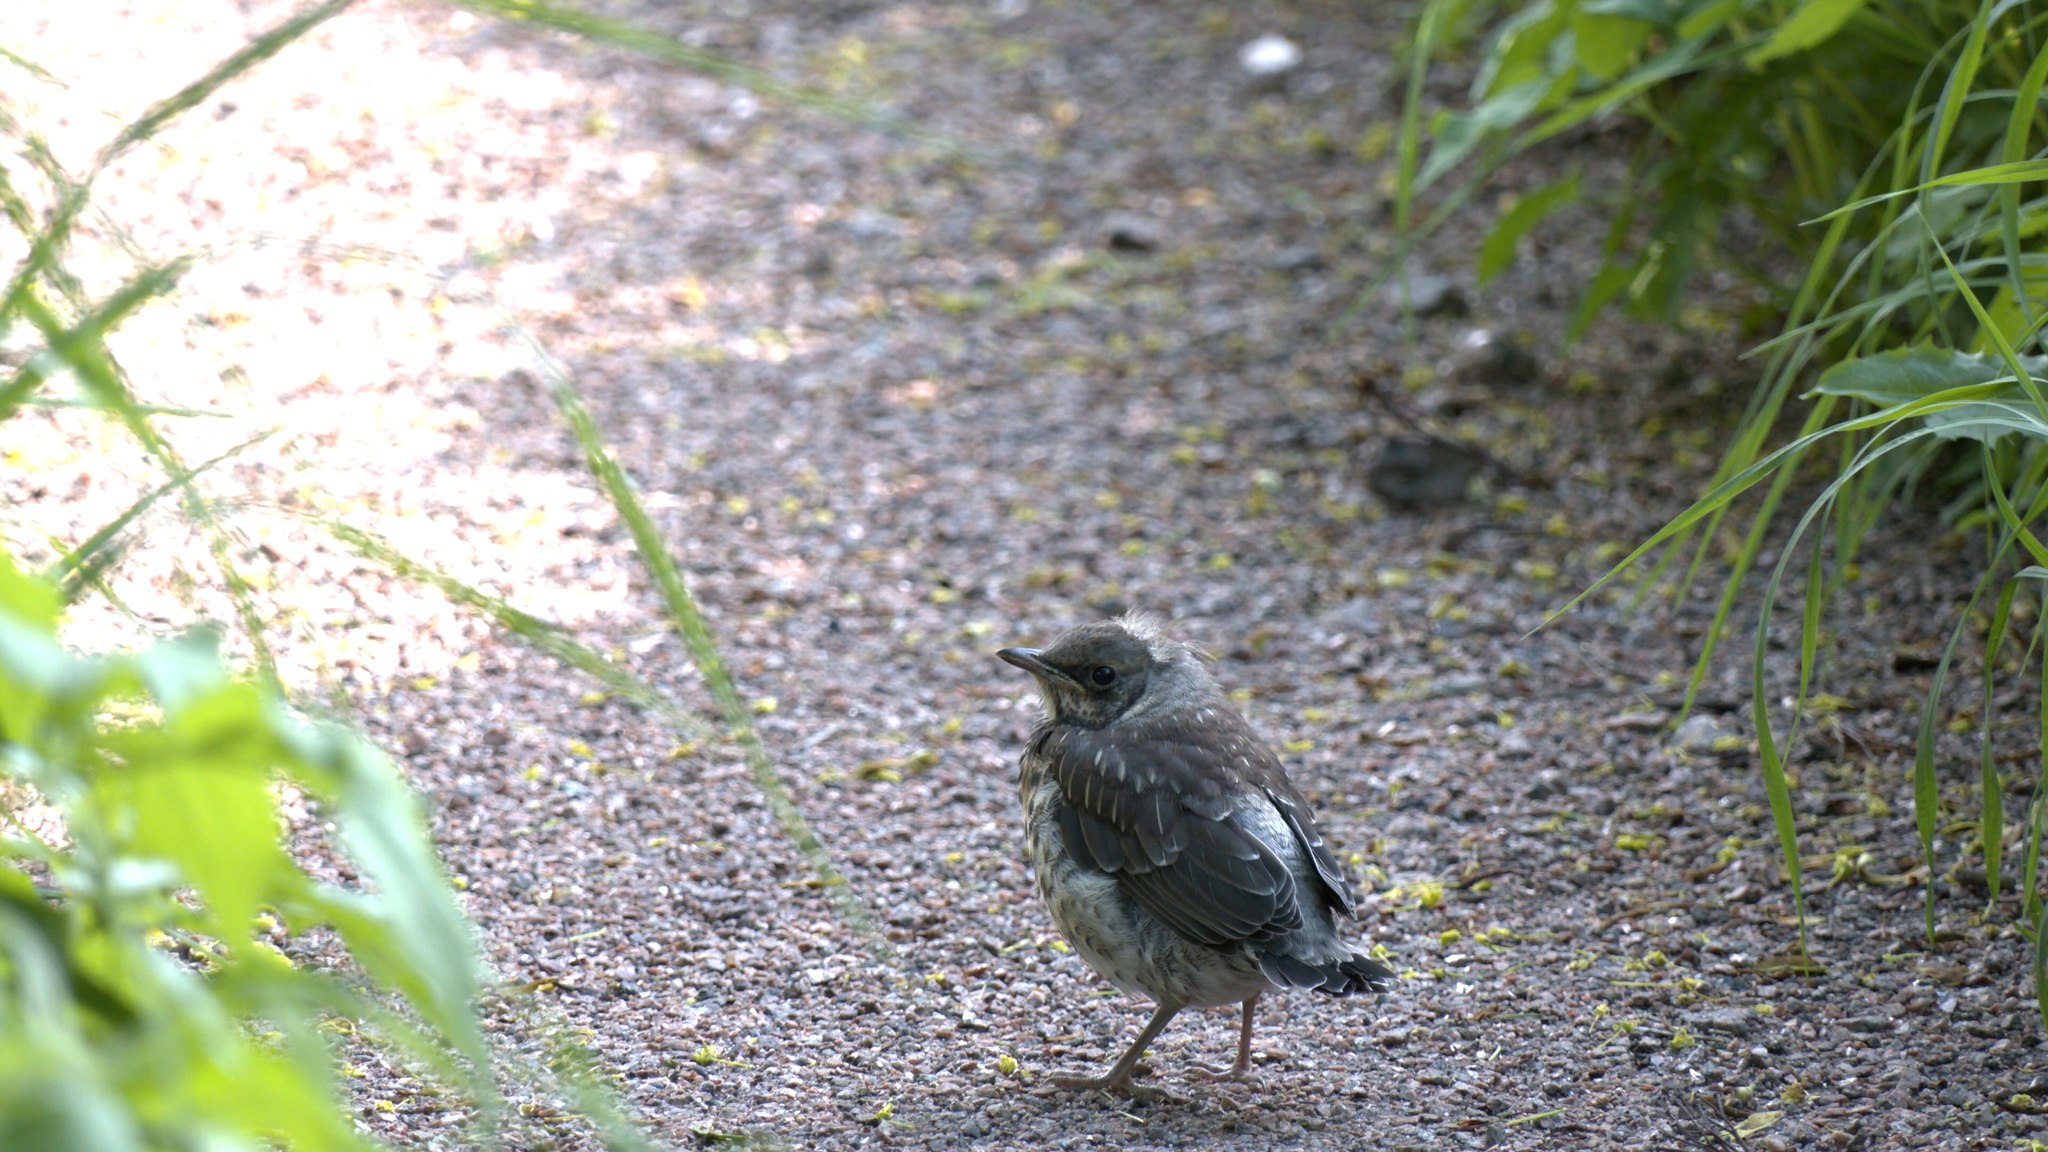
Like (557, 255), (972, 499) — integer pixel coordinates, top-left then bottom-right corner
(1264, 785), (1356, 917)
(1043, 717), (1314, 948)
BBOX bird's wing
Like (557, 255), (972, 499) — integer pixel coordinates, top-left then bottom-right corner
(1262, 781), (1357, 918)
(1036, 710), (1307, 947)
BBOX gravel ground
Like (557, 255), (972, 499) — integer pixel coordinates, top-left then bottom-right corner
(7, 1), (2047, 1149)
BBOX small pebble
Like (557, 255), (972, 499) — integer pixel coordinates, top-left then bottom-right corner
(1239, 34), (1302, 77)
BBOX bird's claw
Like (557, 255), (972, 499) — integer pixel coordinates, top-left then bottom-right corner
(1051, 1073), (1186, 1104)
(1187, 1061), (1258, 1084)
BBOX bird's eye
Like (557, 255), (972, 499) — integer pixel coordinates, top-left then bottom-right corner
(1090, 666), (1117, 687)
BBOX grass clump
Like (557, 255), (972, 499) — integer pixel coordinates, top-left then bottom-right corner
(1402, 0), (2048, 1024)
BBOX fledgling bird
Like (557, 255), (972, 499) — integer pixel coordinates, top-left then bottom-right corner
(997, 614), (1393, 1096)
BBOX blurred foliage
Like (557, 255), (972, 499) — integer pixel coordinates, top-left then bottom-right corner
(0, 6), (502, 1141)
(0, 545), (491, 1151)
(0, 0), (914, 1142)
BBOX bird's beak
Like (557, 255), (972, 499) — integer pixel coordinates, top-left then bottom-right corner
(997, 646), (1074, 685)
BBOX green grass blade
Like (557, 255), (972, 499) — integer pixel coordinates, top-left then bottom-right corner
(0, 0), (354, 335)
(322, 520), (707, 741)
(1799, 528), (1826, 715)
(0, 43), (63, 86)
(319, 521), (733, 1146)
(1547, 383), (2012, 628)
(1752, 614), (1807, 955)
(1916, 541), (2015, 942)
(2032, 788), (2047, 924)
(18, 286), (281, 687)
(0, 171), (89, 332)
(1996, 39), (2048, 333)
(528, 339), (899, 971)
(1478, 171), (1579, 283)
(0, 135), (86, 321)
(1920, 0), (1997, 190)
(1922, 214), (2045, 417)
(1915, 646), (1954, 942)
(2037, 892), (2048, 1032)
(1339, 141), (1514, 335)
(1519, 38), (1733, 149)
(47, 431), (273, 604)
(1983, 565), (2017, 909)
(2021, 605), (2047, 927)
(1367, 1), (1531, 337)
(0, 359), (49, 421)
(1679, 398), (1838, 720)
(1394, 0), (1451, 241)
(21, 397), (226, 417)
(1811, 158), (2048, 224)
(1655, 193), (1866, 632)
(526, 1010), (665, 1152)
(4, 260), (188, 422)
(1736, 412), (1967, 949)
(227, 962), (489, 1128)
(92, 0), (357, 176)
(1979, 451), (2048, 920)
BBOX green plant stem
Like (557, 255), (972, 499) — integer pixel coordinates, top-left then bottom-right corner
(529, 337), (900, 973)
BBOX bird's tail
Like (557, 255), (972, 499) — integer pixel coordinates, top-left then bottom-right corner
(1256, 949), (1396, 996)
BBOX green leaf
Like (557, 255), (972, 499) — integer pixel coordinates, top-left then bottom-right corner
(1733, 1110), (1784, 1137)
(0, 547), (61, 631)
(0, 866), (134, 1026)
(1567, 262), (1636, 343)
(1746, 0), (1869, 67)
(186, 1032), (366, 1152)
(1925, 211), (2048, 420)
(0, 1075), (145, 1152)
(1812, 346), (2048, 406)
(0, 615), (74, 744)
(1520, 34), (1714, 148)
(1571, 11), (1653, 81)
(1920, 0), (1995, 189)
(131, 629), (228, 712)
(99, 682), (288, 934)
(1675, 0), (1742, 40)
(1583, 0), (1693, 23)
(1478, 172), (1581, 283)
(1922, 402), (2048, 444)
(1473, 1), (1569, 98)
(1420, 78), (1551, 188)
(284, 729), (489, 1074)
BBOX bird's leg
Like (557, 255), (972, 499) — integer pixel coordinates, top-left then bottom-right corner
(1189, 994), (1260, 1081)
(1054, 1002), (1182, 1097)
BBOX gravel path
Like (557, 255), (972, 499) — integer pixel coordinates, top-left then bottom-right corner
(9, 1), (2046, 1148)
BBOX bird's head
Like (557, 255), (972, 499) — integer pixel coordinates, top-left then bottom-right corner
(997, 613), (1212, 728)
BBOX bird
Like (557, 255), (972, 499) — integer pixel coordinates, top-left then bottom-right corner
(996, 613), (1393, 1097)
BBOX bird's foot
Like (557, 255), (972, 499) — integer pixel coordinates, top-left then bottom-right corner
(1187, 1059), (1259, 1085)
(1051, 1072), (1185, 1104)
